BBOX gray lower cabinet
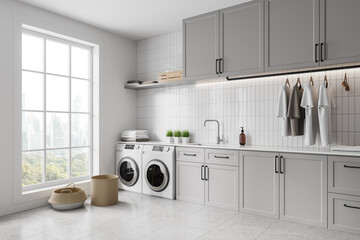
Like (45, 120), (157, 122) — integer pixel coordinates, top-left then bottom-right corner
(328, 193), (360, 235)
(280, 153), (327, 227)
(176, 147), (239, 211)
(320, 0), (360, 66)
(183, 11), (220, 81)
(205, 164), (239, 210)
(240, 151), (327, 227)
(265, 0), (320, 71)
(220, 0), (264, 76)
(240, 151), (279, 218)
(176, 161), (204, 204)
(328, 156), (360, 234)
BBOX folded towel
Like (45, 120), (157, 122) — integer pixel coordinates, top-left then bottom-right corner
(122, 130), (148, 136)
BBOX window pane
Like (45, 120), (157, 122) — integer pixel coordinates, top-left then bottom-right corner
(46, 39), (69, 75)
(71, 148), (89, 177)
(72, 79), (89, 112)
(22, 33), (44, 71)
(46, 149), (69, 182)
(71, 46), (90, 79)
(22, 71), (44, 110)
(71, 114), (89, 147)
(22, 151), (44, 186)
(22, 112), (44, 150)
(46, 75), (69, 111)
(46, 113), (69, 148)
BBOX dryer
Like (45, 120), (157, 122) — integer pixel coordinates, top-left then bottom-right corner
(116, 143), (143, 193)
(142, 145), (175, 199)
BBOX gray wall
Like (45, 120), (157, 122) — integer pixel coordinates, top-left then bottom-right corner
(0, 0), (137, 216)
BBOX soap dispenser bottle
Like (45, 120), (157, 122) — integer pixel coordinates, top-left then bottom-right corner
(239, 127), (246, 146)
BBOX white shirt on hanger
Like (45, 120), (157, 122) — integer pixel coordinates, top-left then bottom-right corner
(277, 84), (291, 136)
(300, 82), (318, 146)
(318, 83), (336, 147)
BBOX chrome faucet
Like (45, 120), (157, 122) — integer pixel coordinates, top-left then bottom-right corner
(204, 120), (223, 144)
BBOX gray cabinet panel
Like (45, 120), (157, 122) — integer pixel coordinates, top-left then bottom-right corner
(176, 161), (205, 204)
(280, 153), (327, 227)
(205, 164), (239, 211)
(320, 0), (360, 66)
(240, 151), (279, 218)
(221, 0), (264, 76)
(265, 0), (320, 71)
(183, 11), (220, 81)
(329, 193), (360, 235)
(328, 156), (360, 196)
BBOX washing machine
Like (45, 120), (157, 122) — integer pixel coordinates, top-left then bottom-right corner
(142, 145), (175, 199)
(116, 143), (143, 193)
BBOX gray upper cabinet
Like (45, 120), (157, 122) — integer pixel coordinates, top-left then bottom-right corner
(320, 0), (360, 66)
(183, 11), (220, 81)
(181, 0), (360, 83)
(220, 0), (264, 76)
(265, 0), (320, 72)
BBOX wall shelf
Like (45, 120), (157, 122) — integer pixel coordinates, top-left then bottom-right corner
(124, 80), (186, 90)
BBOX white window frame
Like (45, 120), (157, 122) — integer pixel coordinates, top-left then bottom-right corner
(21, 28), (94, 192)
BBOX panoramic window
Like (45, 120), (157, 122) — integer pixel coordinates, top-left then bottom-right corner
(22, 29), (93, 189)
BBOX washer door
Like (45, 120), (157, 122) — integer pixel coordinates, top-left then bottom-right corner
(145, 160), (169, 192)
(118, 157), (139, 187)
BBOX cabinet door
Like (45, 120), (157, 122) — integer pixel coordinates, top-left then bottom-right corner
(265, 0), (320, 71)
(240, 151), (279, 218)
(320, 0), (360, 65)
(220, 0), (264, 76)
(205, 164), (238, 210)
(328, 156), (360, 196)
(329, 193), (360, 235)
(183, 11), (220, 81)
(279, 153), (327, 227)
(176, 161), (204, 204)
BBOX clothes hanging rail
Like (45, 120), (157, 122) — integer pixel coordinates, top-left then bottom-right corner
(226, 64), (360, 81)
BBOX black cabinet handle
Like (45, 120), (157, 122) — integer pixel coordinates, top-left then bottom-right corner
(344, 165), (360, 169)
(184, 153), (196, 157)
(344, 204), (360, 210)
(201, 165), (204, 180)
(214, 155), (229, 159)
(320, 43), (325, 62)
(275, 156), (279, 174)
(280, 156), (284, 174)
(219, 58), (223, 74)
(215, 59), (219, 74)
(204, 165), (209, 181)
(314, 44), (319, 63)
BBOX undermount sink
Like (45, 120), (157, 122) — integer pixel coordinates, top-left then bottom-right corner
(184, 143), (234, 148)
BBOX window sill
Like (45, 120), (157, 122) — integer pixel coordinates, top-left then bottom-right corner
(15, 180), (91, 204)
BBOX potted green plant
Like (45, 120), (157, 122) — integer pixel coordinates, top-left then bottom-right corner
(181, 130), (190, 144)
(166, 130), (173, 144)
(173, 130), (182, 144)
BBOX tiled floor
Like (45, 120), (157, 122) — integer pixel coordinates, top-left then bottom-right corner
(1, 191), (360, 240)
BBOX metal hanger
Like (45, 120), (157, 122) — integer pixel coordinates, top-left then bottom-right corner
(296, 77), (302, 90)
(324, 74), (328, 88)
(310, 73), (314, 86)
(285, 78), (291, 87)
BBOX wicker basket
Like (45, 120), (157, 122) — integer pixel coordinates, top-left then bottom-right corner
(48, 183), (87, 210)
(91, 175), (118, 206)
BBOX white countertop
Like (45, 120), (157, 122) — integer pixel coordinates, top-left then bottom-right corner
(117, 141), (360, 157)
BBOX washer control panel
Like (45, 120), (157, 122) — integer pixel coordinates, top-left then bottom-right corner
(116, 144), (143, 152)
(142, 145), (174, 154)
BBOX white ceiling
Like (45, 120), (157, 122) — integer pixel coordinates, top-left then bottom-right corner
(19, 0), (250, 40)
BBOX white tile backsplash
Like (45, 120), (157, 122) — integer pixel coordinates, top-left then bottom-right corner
(136, 32), (360, 149)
